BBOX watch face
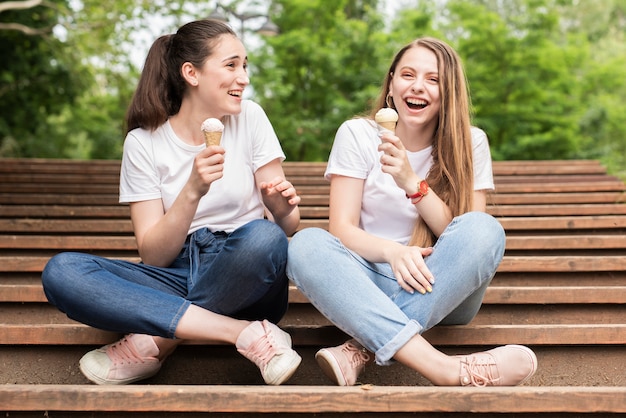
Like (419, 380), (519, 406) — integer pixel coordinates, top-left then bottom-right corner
(407, 180), (429, 199)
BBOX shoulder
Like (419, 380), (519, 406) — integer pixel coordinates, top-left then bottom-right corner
(336, 117), (378, 138)
(226, 100), (272, 130)
(240, 100), (266, 117)
(341, 117), (377, 130)
(124, 124), (169, 150)
(470, 126), (488, 145)
(124, 127), (151, 151)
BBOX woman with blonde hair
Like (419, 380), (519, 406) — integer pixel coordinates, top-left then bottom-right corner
(287, 37), (537, 386)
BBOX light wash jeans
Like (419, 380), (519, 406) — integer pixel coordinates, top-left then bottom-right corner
(287, 211), (505, 365)
(42, 219), (289, 339)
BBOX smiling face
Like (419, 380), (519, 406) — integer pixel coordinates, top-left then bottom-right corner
(388, 45), (441, 135)
(195, 34), (250, 118)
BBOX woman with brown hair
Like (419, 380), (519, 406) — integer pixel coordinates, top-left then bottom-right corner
(42, 19), (301, 386)
(287, 37), (537, 387)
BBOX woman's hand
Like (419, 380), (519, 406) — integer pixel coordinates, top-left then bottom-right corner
(378, 132), (419, 195)
(255, 159), (301, 236)
(187, 145), (225, 199)
(388, 244), (435, 294)
(260, 176), (300, 218)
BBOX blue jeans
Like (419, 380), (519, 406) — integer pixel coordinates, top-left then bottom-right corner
(42, 219), (289, 339)
(287, 211), (505, 365)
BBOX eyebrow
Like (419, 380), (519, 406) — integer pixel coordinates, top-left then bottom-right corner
(399, 65), (437, 73)
(222, 55), (247, 62)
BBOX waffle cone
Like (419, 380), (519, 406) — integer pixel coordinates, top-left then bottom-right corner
(203, 131), (222, 146)
(378, 121), (396, 134)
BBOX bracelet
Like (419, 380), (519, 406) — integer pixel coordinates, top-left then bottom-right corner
(406, 179), (429, 203)
(411, 195), (426, 204)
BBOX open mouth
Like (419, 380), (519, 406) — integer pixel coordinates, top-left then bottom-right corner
(228, 90), (242, 97)
(407, 98), (427, 110)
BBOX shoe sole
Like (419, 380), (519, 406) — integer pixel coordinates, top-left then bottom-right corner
(315, 349), (349, 386)
(79, 358), (161, 385)
(265, 352), (302, 385)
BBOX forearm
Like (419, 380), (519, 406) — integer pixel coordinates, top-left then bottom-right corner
(136, 187), (199, 267)
(271, 206), (300, 237)
(412, 189), (453, 237)
(330, 223), (404, 264)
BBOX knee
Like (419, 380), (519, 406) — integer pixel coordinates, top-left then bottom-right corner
(287, 228), (331, 285)
(458, 212), (505, 253)
(289, 227), (328, 256)
(41, 252), (81, 304)
(242, 219), (288, 257)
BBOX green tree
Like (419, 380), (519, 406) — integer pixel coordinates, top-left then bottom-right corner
(3, 0), (626, 173)
(439, 0), (585, 160)
(252, 0), (389, 161)
(0, 0), (89, 157)
(0, 0), (211, 159)
(557, 0), (626, 178)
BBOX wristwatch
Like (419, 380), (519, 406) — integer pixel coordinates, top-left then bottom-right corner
(406, 179), (429, 203)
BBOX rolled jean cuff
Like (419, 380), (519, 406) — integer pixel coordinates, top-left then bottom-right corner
(375, 319), (423, 366)
(167, 300), (192, 339)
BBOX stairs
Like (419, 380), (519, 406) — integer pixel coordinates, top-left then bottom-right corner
(0, 158), (625, 417)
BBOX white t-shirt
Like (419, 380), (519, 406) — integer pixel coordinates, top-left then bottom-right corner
(119, 100), (285, 234)
(325, 118), (494, 245)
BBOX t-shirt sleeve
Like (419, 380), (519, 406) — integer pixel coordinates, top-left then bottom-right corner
(325, 119), (376, 181)
(119, 130), (161, 203)
(247, 101), (285, 171)
(471, 127), (495, 191)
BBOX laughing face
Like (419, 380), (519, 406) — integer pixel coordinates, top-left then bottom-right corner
(388, 45), (441, 134)
(195, 34), (250, 118)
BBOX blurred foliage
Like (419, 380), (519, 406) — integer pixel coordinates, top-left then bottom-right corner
(1, 0), (625, 179)
(252, 0), (388, 161)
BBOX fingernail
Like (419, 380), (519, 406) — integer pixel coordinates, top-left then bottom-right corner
(419, 288), (426, 295)
(426, 286), (432, 293)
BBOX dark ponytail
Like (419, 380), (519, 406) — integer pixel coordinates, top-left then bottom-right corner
(124, 19), (236, 133)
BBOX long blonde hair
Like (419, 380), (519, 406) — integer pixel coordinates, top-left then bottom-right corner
(370, 37), (474, 247)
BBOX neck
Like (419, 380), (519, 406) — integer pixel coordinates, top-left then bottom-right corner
(169, 112), (205, 146)
(170, 99), (222, 146)
(396, 122), (435, 152)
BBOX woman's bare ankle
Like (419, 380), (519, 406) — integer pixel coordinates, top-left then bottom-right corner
(153, 336), (181, 360)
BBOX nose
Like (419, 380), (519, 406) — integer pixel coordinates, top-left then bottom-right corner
(411, 76), (424, 93)
(237, 70), (250, 86)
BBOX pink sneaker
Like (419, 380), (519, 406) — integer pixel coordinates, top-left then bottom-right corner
(236, 320), (302, 385)
(457, 344), (538, 386)
(315, 339), (371, 386)
(79, 334), (162, 385)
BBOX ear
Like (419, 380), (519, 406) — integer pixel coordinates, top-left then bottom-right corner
(181, 62), (199, 86)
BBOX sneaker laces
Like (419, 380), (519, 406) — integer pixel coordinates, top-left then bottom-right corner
(244, 326), (282, 370)
(342, 342), (370, 369)
(460, 355), (500, 386)
(106, 335), (149, 366)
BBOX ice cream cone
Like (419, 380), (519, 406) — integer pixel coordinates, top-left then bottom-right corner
(374, 108), (398, 134)
(203, 131), (222, 147)
(201, 118), (224, 147)
(377, 121), (396, 133)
